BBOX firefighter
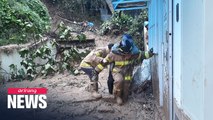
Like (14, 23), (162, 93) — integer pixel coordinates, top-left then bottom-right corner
(94, 34), (154, 105)
(80, 43), (114, 99)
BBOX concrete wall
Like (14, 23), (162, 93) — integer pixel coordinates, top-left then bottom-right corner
(0, 40), (55, 80)
(0, 49), (23, 80)
(204, 1), (213, 120)
(173, 0), (213, 120)
(181, 0), (204, 120)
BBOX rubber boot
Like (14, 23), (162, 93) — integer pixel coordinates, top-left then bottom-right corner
(112, 73), (123, 105)
(90, 82), (102, 99)
(122, 81), (130, 103)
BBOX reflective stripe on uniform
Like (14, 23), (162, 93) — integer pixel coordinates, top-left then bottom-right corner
(124, 76), (132, 81)
(145, 51), (150, 58)
(112, 68), (118, 72)
(96, 52), (101, 57)
(80, 62), (91, 67)
(97, 64), (104, 70)
(105, 57), (111, 62)
(115, 60), (132, 66)
(119, 48), (123, 52)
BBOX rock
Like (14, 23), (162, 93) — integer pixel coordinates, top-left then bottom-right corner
(74, 69), (79, 75)
(97, 104), (114, 113)
(96, 114), (104, 119)
(39, 83), (44, 87)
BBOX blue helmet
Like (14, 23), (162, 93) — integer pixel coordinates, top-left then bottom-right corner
(119, 34), (133, 53)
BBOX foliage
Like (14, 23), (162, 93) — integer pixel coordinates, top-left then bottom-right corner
(0, 0), (51, 46)
(77, 34), (86, 41)
(9, 41), (87, 81)
(9, 64), (26, 81)
(57, 22), (74, 40)
(54, 0), (106, 13)
(55, 21), (87, 41)
(128, 10), (148, 49)
(100, 10), (148, 49)
(128, 10), (148, 36)
(100, 12), (133, 35)
(9, 23), (89, 81)
(47, 0), (106, 22)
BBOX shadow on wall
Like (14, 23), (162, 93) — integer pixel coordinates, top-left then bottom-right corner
(150, 56), (160, 104)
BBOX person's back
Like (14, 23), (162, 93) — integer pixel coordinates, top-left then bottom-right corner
(80, 44), (114, 99)
(80, 47), (109, 68)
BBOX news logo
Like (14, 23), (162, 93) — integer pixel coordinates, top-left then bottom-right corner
(7, 88), (47, 109)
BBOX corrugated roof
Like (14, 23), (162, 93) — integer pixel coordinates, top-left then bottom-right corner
(112, 0), (149, 11)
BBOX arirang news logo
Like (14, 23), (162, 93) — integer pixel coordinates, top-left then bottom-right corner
(7, 88), (47, 109)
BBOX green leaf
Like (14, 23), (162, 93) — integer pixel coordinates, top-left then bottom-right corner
(19, 48), (29, 58)
(9, 64), (17, 71)
(18, 68), (25, 76)
(35, 49), (42, 56)
(20, 60), (28, 68)
(27, 66), (33, 73)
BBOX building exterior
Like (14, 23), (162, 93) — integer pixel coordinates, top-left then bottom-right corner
(148, 0), (213, 120)
(111, 0), (213, 119)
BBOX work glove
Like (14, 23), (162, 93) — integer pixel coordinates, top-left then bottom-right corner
(149, 48), (154, 57)
(91, 70), (98, 81)
(100, 59), (108, 66)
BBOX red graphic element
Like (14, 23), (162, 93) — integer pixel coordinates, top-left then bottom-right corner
(8, 88), (47, 94)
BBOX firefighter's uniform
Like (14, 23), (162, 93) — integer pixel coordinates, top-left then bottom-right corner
(95, 35), (153, 105)
(80, 46), (111, 99)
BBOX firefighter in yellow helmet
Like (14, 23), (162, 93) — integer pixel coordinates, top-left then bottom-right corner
(80, 43), (114, 99)
(94, 34), (154, 105)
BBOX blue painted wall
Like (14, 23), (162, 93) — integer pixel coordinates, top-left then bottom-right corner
(148, 0), (164, 107)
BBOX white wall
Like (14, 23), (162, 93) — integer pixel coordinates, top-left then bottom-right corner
(0, 41), (55, 80)
(0, 50), (23, 79)
(173, 0), (182, 107)
(149, 0), (213, 120)
(179, 1), (213, 120)
(204, 0), (213, 120)
(181, 0), (204, 120)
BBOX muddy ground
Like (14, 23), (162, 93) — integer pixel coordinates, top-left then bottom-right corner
(0, 32), (163, 120)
